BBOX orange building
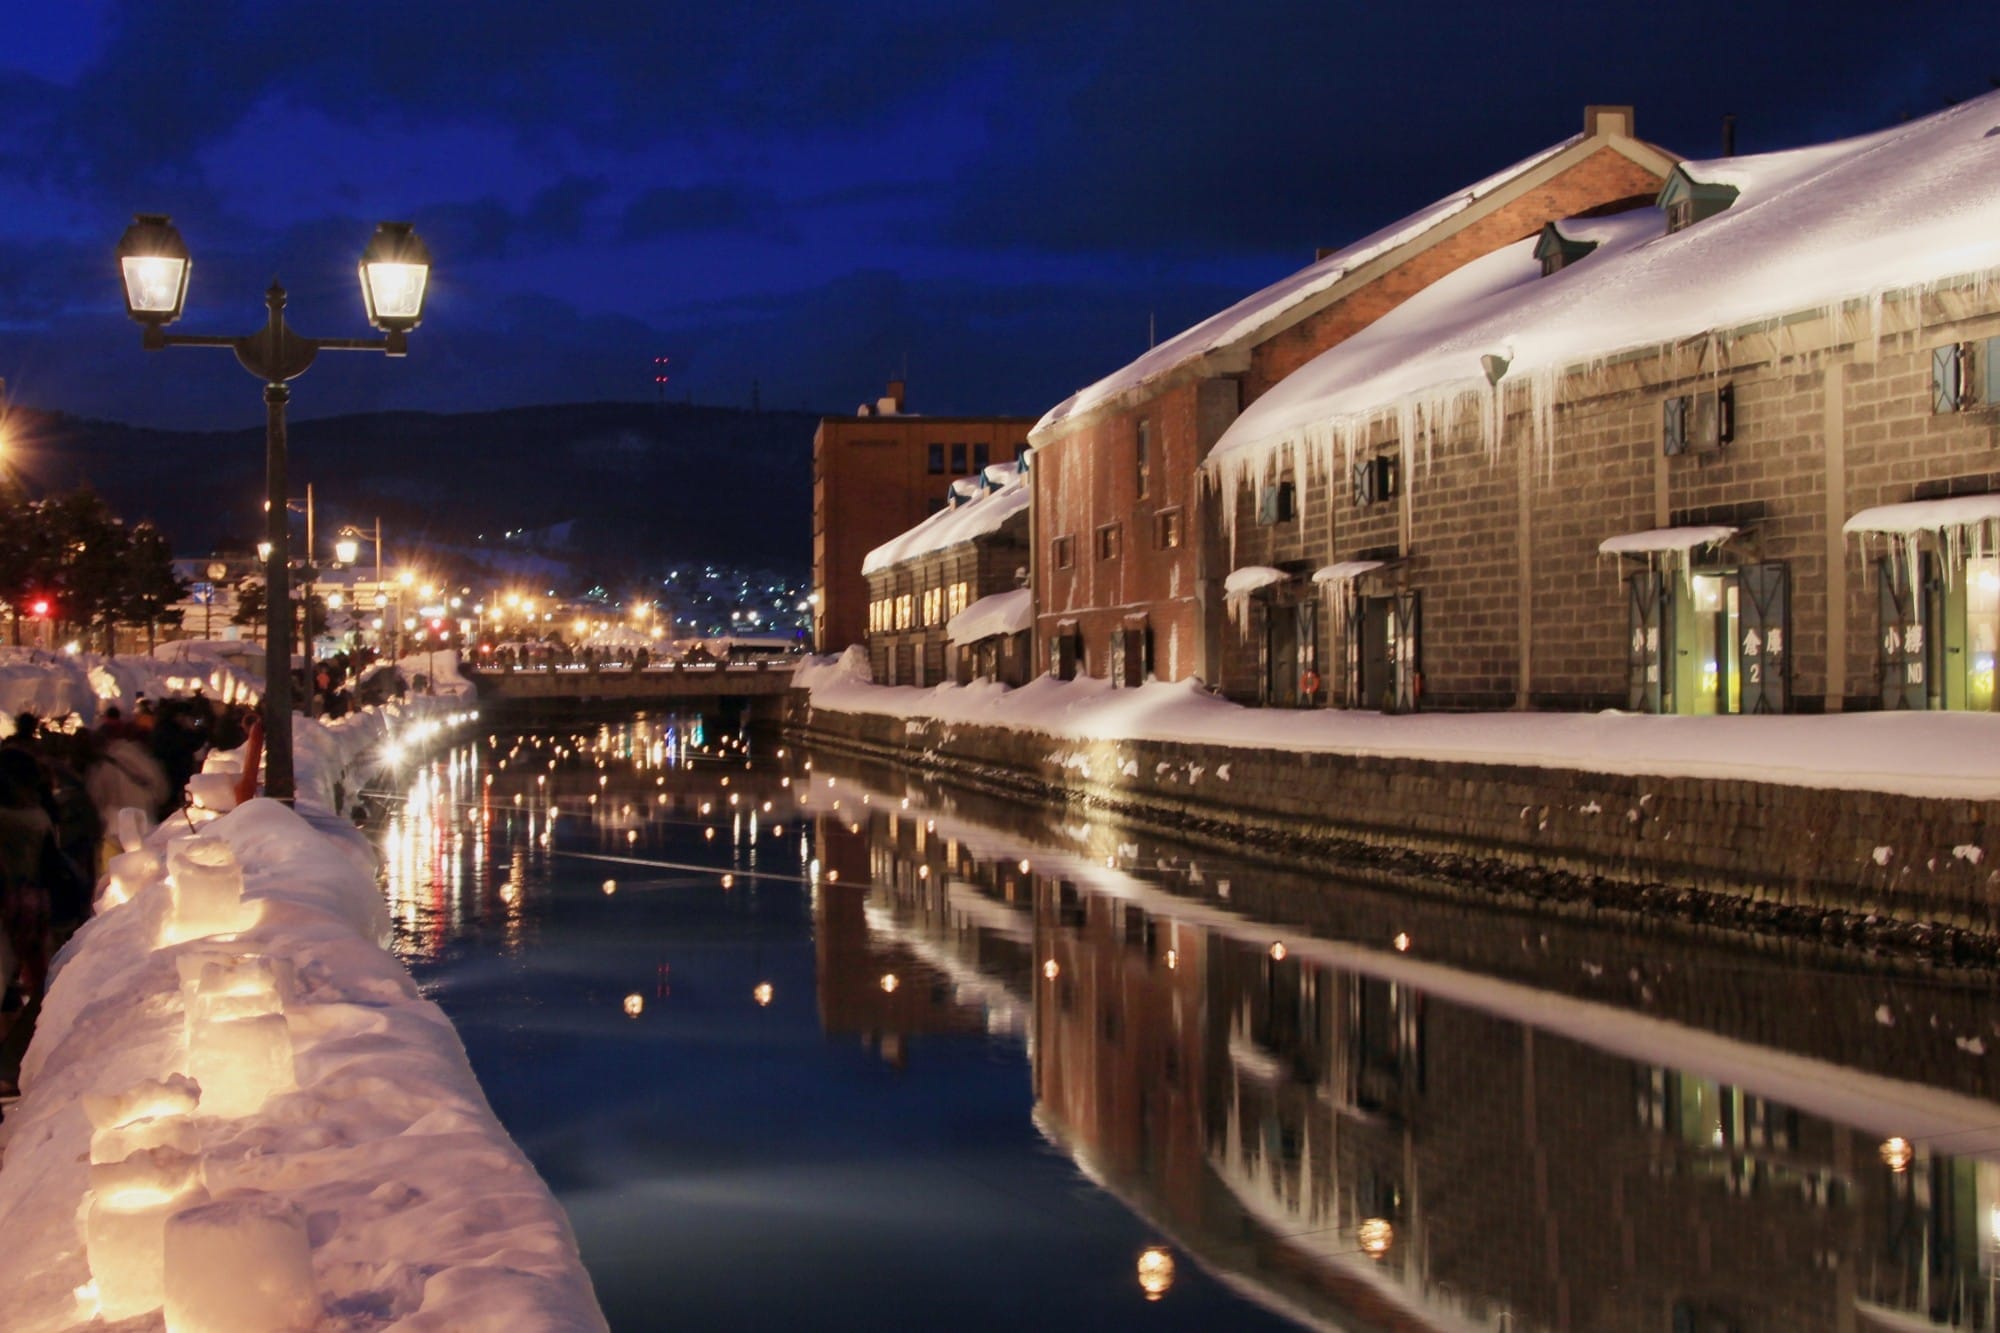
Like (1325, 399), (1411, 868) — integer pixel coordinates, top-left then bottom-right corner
(810, 380), (1035, 653)
(1030, 107), (1678, 687)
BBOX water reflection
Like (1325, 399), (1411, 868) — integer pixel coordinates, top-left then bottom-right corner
(375, 723), (2000, 1331)
(798, 757), (2000, 1333)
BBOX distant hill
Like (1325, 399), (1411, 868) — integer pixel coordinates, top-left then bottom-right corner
(9, 401), (820, 580)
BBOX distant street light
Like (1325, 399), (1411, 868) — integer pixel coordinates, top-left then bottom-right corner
(204, 560), (226, 641)
(117, 214), (431, 803)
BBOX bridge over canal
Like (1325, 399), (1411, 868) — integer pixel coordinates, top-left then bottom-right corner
(465, 661), (797, 720)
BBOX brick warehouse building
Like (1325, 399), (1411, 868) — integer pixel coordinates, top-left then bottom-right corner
(1204, 91), (2000, 715)
(1028, 107), (1678, 692)
(861, 462), (1032, 686)
(810, 380), (1034, 653)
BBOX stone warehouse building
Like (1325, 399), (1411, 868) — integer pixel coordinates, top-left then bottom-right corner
(811, 381), (1034, 654)
(1028, 107), (1678, 692)
(861, 462), (1032, 687)
(1205, 91), (2000, 715)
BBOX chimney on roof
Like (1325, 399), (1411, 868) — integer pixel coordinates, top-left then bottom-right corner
(880, 379), (906, 415)
(1722, 113), (1737, 157)
(1583, 105), (1634, 139)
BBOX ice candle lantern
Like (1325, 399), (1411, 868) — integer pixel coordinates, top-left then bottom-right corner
(167, 837), (251, 941)
(83, 1146), (210, 1320)
(163, 1195), (318, 1332)
(186, 1011), (295, 1118)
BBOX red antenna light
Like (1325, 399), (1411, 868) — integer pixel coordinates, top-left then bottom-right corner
(30, 599), (48, 618)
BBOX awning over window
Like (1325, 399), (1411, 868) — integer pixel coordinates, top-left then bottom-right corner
(1843, 494), (2000, 537)
(1311, 559), (1387, 585)
(1597, 524), (1737, 557)
(946, 588), (1032, 645)
(1222, 565), (1288, 596)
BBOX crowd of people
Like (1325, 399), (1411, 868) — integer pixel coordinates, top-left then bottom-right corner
(0, 693), (258, 1097)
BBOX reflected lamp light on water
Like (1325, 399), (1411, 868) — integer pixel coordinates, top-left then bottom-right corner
(753, 982), (773, 1007)
(1268, 941), (1288, 962)
(1880, 1136), (1915, 1173)
(623, 993), (644, 1017)
(879, 973), (899, 993)
(1136, 1247), (1174, 1301)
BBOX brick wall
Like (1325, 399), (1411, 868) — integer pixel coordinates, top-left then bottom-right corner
(1216, 275), (2000, 715)
(792, 700), (2000, 935)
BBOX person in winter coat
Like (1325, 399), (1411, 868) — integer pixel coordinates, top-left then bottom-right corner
(82, 731), (169, 863)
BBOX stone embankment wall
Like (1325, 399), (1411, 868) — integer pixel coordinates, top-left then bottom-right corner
(788, 696), (2000, 940)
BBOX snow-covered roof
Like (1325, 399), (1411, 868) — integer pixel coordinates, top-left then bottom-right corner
(1033, 128), (1603, 440)
(1844, 494), (2000, 536)
(947, 588), (1033, 644)
(1311, 560), (1387, 584)
(861, 475), (1030, 575)
(1222, 566), (1288, 596)
(1211, 91), (2000, 470)
(1597, 525), (1738, 557)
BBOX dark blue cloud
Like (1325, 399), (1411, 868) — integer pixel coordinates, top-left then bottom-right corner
(0, 0), (1991, 432)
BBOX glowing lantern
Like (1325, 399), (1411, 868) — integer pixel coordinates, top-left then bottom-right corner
(357, 221), (432, 335)
(116, 213), (192, 327)
(1137, 1247), (1175, 1301)
(1880, 1136), (1914, 1173)
(85, 1147), (209, 1320)
(879, 974), (900, 993)
(187, 1011), (295, 1118)
(163, 1196), (317, 1332)
(623, 993), (644, 1017)
(1042, 959), (1060, 980)
(1357, 1217), (1394, 1259)
(753, 983), (774, 1007)
(166, 837), (249, 942)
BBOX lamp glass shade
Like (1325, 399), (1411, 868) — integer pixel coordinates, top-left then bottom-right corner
(116, 214), (191, 325)
(334, 538), (360, 564)
(257, 542), (273, 562)
(358, 222), (432, 331)
(122, 257), (188, 316)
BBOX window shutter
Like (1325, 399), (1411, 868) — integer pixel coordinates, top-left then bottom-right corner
(1932, 344), (1963, 414)
(1737, 563), (1788, 714)
(1392, 591), (1421, 712)
(1352, 460), (1374, 506)
(1984, 337), (2000, 409)
(1259, 486), (1279, 525)
(1627, 571), (1668, 712)
(1662, 397), (1688, 456)
(1877, 556), (1929, 709)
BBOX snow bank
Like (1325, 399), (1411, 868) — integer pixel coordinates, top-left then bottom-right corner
(802, 671), (2000, 801)
(0, 698), (607, 1331)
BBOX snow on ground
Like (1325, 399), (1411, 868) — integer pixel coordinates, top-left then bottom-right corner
(796, 653), (2000, 801)
(0, 645), (265, 736)
(0, 698), (608, 1331)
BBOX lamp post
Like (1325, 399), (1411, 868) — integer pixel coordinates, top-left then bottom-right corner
(117, 215), (431, 804)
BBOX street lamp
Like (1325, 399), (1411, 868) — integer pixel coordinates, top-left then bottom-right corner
(117, 214), (431, 804)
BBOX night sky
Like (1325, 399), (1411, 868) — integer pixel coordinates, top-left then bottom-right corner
(0, 3), (1989, 430)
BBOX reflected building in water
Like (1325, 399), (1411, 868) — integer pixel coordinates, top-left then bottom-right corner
(804, 764), (2000, 1332)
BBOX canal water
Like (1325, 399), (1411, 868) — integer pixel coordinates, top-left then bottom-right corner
(373, 716), (2000, 1332)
